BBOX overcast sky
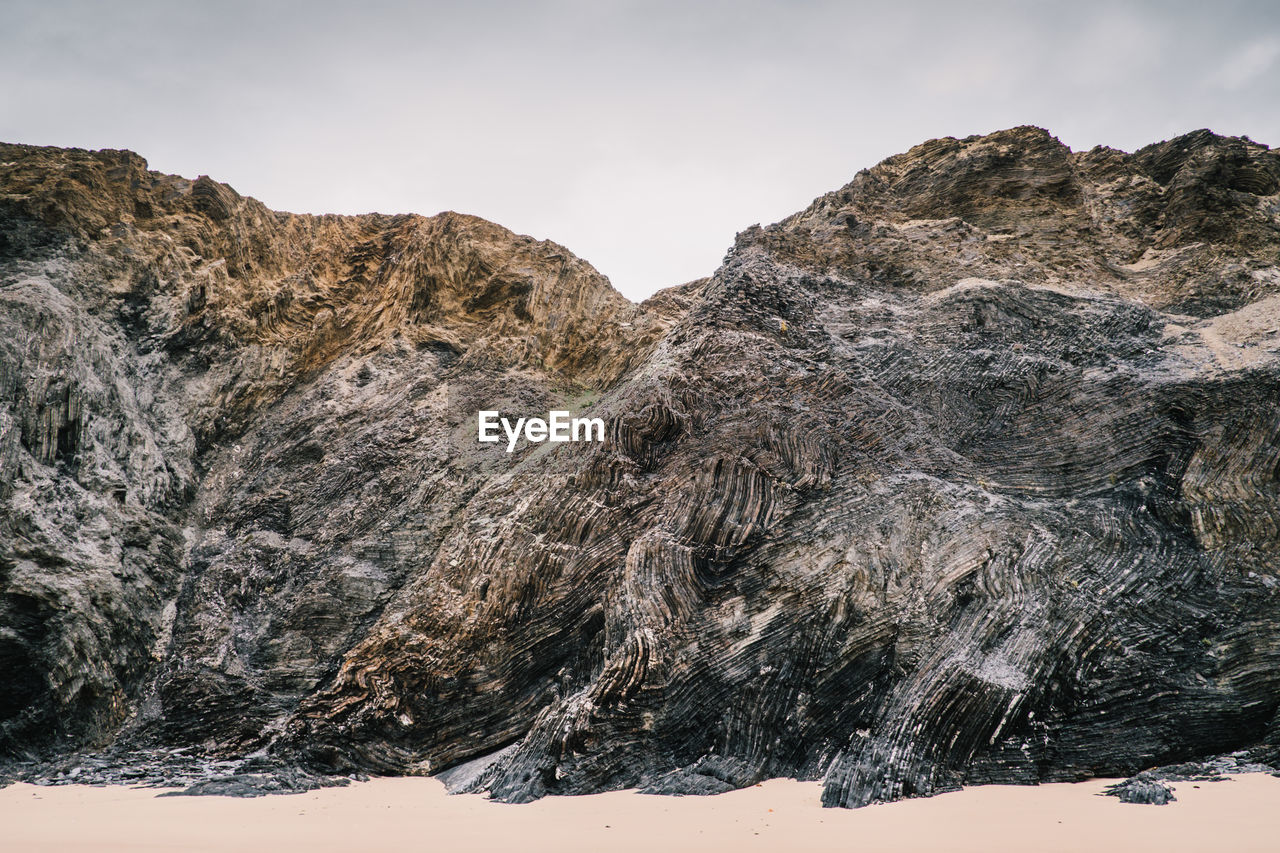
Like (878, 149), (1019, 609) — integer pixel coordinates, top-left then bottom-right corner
(3, 1), (1279, 300)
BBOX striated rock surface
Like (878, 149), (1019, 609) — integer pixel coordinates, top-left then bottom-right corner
(2, 127), (1279, 807)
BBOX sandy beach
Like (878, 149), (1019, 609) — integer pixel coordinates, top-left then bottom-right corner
(3, 774), (1278, 853)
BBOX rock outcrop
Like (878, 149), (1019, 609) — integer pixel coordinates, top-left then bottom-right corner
(2, 127), (1279, 807)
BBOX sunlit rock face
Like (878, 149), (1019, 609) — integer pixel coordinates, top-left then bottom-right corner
(2, 128), (1279, 807)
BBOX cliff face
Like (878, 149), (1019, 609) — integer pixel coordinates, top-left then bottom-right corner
(2, 128), (1279, 806)
(0, 144), (663, 761)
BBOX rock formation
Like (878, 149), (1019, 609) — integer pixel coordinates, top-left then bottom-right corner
(2, 127), (1279, 807)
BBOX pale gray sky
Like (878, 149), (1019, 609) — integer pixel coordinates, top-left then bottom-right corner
(3, 1), (1278, 300)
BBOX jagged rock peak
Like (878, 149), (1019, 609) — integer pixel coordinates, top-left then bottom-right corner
(0, 142), (664, 391)
(733, 126), (1279, 316)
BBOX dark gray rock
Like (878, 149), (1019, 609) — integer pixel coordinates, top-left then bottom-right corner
(156, 768), (351, 798)
(1104, 775), (1177, 805)
(1100, 750), (1278, 805)
(3, 128), (1280, 810)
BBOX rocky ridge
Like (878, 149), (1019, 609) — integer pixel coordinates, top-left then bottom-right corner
(1, 127), (1279, 807)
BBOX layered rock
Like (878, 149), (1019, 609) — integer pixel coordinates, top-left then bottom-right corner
(2, 128), (1279, 807)
(0, 143), (663, 760)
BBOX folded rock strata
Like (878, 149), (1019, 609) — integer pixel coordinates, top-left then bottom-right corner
(1, 127), (1278, 807)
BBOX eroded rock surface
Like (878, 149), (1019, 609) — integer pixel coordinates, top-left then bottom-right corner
(2, 127), (1279, 807)
(1102, 751), (1277, 805)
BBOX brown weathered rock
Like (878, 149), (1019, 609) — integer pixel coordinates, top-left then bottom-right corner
(2, 128), (1279, 807)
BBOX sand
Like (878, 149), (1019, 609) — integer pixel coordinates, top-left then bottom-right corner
(3, 774), (1279, 852)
